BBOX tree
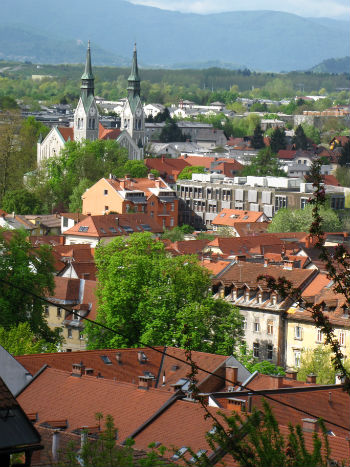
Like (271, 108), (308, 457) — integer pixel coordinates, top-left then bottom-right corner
(1, 188), (43, 214)
(241, 147), (285, 177)
(251, 124), (265, 149)
(0, 229), (59, 343)
(154, 107), (171, 123)
(338, 140), (350, 167)
(335, 166), (350, 187)
(85, 233), (243, 354)
(159, 120), (187, 143)
(161, 225), (194, 242)
(121, 160), (148, 178)
(267, 205), (342, 233)
(269, 127), (286, 153)
(0, 322), (58, 355)
(0, 111), (21, 200)
(292, 125), (308, 150)
(247, 361), (285, 376)
(177, 166), (206, 180)
(302, 124), (321, 145)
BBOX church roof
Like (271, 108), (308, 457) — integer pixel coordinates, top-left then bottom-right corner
(81, 41), (94, 80)
(57, 127), (74, 142)
(98, 123), (121, 140)
(128, 43), (140, 82)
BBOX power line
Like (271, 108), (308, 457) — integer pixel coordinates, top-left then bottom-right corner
(1, 277), (349, 433)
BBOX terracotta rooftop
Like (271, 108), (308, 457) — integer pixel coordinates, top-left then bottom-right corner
(99, 123), (121, 140)
(64, 213), (163, 237)
(206, 235), (292, 257)
(201, 259), (232, 277)
(277, 149), (297, 160)
(58, 127), (74, 142)
(105, 176), (169, 197)
(166, 239), (210, 256)
(50, 276), (81, 302)
(178, 155), (227, 169)
(213, 209), (265, 227)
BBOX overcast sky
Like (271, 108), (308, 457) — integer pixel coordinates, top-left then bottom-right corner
(127, 0), (349, 19)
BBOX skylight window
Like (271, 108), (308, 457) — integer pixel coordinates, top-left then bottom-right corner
(121, 225), (134, 233)
(171, 447), (188, 461)
(189, 450), (207, 463)
(100, 228), (106, 233)
(100, 355), (112, 364)
(78, 226), (89, 232)
(109, 227), (117, 233)
(140, 224), (151, 231)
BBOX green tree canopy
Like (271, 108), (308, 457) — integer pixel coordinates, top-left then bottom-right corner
(121, 160), (148, 178)
(251, 124), (265, 149)
(293, 125), (308, 150)
(159, 120), (187, 143)
(0, 322), (58, 355)
(267, 205), (342, 233)
(241, 147), (285, 177)
(269, 127), (286, 153)
(0, 229), (59, 342)
(1, 188), (43, 214)
(339, 140), (350, 167)
(68, 178), (93, 213)
(177, 165), (206, 180)
(85, 233), (243, 353)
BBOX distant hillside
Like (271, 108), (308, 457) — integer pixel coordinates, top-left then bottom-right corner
(310, 57), (350, 74)
(0, 0), (349, 71)
(0, 25), (128, 65)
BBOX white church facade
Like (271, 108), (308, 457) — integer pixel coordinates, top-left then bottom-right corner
(37, 43), (145, 167)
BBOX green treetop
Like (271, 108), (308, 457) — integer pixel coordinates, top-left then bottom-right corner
(251, 124), (265, 149)
(269, 127), (286, 154)
(241, 147), (285, 177)
(177, 165), (206, 180)
(293, 125), (308, 150)
(85, 232), (243, 353)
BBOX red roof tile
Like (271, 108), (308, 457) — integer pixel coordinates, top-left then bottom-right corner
(213, 209), (265, 227)
(58, 127), (74, 142)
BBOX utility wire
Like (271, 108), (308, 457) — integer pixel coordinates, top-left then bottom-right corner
(2, 277), (349, 433)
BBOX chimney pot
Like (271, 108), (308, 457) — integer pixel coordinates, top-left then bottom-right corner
(138, 375), (154, 390)
(306, 373), (317, 384)
(271, 375), (284, 389)
(72, 362), (85, 377)
(285, 369), (298, 381)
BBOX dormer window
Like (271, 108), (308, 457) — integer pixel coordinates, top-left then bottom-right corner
(232, 290), (237, 300)
(272, 295), (277, 306)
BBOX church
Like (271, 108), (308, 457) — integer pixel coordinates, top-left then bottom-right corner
(37, 43), (145, 167)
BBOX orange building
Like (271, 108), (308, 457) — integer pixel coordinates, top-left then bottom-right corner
(82, 174), (178, 229)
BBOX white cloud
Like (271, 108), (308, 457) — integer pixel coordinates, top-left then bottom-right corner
(127, 0), (350, 18)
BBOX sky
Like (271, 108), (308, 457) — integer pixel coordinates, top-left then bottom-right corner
(127, 0), (350, 19)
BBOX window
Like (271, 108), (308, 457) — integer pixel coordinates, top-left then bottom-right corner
(271, 295), (277, 306)
(171, 447), (188, 461)
(63, 217), (69, 228)
(78, 226), (89, 232)
(242, 317), (247, 330)
(300, 197), (309, 209)
(104, 189), (108, 195)
(171, 203), (175, 211)
(274, 196), (287, 211)
(170, 218), (174, 227)
(317, 329), (323, 343)
(267, 344), (273, 361)
(294, 325), (302, 340)
(67, 328), (72, 338)
(294, 351), (301, 367)
(253, 321), (260, 332)
(150, 211), (154, 217)
(105, 206), (109, 211)
(44, 306), (49, 316)
(57, 307), (62, 318)
(79, 332), (84, 340)
(100, 355), (112, 364)
(339, 331), (345, 346)
(189, 450), (207, 464)
(253, 343), (260, 358)
(267, 320), (273, 335)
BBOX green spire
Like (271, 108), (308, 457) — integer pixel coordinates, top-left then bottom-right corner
(81, 40), (94, 80)
(127, 43), (140, 97)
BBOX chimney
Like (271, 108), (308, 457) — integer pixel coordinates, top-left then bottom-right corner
(120, 180), (126, 190)
(148, 172), (155, 180)
(52, 430), (60, 462)
(283, 260), (293, 270)
(271, 375), (284, 389)
(116, 352), (122, 364)
(72, 362), (85, 377)
(264, 258), (269, 268)
(85, 368), (94, 376)
(115, 217), (119, 226)
(285, 369), (298, 381)
(155, 179), (161, 188)
(226, 366), (238, 386)
(138, 375), (154, 390)
(302, 418), (319, 433)
(306, 373), (317, 384)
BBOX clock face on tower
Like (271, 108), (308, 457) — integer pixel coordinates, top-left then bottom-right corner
(90, 108), (96, 116)
(135, 107), (142, 117)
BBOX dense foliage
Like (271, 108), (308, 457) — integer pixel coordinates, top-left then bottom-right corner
(0, 229), (59, 342)
(0, 322), (58, 355)
(241, 147), (285, 177)
(86, 233), (243, 353)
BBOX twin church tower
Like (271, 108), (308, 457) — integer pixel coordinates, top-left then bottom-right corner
(37, 43), (145, 166)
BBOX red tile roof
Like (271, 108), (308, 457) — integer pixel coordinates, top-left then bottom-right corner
(17, 367), (171, 441)
(99, 123), (121, 140)
(201, 259), (232, 276)
(178, 155), (227, 169)
(145, 158), (190, 182)
(206, 235), (293, 257)
(64, 213), (163, 238)
(322, 174), (341, 186)
(211, 160), (243, 176)
(58, 127), (74, 142)
(233, 222), (270, 237)
(50, 276), (81, 301)
(277, 150), (296, 160)
(213, 209), (265, 227)
(166, 239), (210, 256)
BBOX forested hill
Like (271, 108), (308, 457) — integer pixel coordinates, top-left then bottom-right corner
(310, 57), (350, 74)
(0, 0), (349, 71)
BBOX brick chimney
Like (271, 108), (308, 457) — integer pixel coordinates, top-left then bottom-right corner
(138, 375), (154, 390)
(306, 373), (317, 384)
(120, 180), (126, 190)
(226, 366), (238, 386)
(302, 418), (319, 433)
(72, 362), (85, 377)
(138, 351), (148, 364)
(155, 179), (161, 188)
(285, 369), (298, 380)
(271, 375), (284, 389)
(264, 258), (269, 268)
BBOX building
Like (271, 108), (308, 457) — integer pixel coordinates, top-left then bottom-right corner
(176, 174), (345, 229)
(82, 176), (178, 230)
(212, 261), (317, 365)
(37, 44), (144, 166)
(212, 208), (268, 235)
(63, 213), (163, 247)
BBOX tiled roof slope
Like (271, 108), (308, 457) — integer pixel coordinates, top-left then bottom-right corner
(213, 209), (265, 227)
(106, 177), (168, 195)
(17, 367), (171, 441)
(166, 239), (210, 256)
(15, 347), (230, 392)
(64, 213), (163, 237)
(206, 235), (296, 257)
(58, 127), (74, 142)
(51, 276), (81, 301)
(233, 222), (270, 237)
